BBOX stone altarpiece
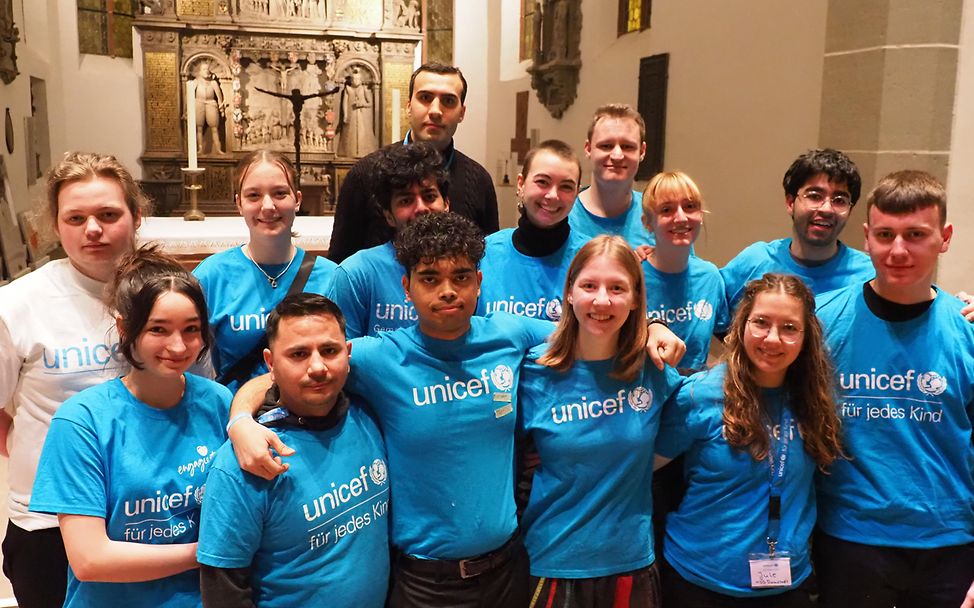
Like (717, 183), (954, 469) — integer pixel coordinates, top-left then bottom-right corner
(135, 0), (421, 216)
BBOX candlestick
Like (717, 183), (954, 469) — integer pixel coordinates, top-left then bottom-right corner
(186, 81), (198, 170)
(182, 167), (205, 221)
(391, 89), (401, 143)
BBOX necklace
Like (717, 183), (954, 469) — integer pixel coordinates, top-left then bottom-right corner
(246, 245), (296, 288)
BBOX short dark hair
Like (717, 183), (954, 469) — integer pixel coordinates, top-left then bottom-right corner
(108, 244), (211, 370)
(394, 212), (485, 274)
(265, 293), (346, 347)
(409, 63), (468, 103)
(866, 169), (947, 226)
(782, 148), (862, 204)
(372, 142), (449, 214)
(520, 139), (581, 182)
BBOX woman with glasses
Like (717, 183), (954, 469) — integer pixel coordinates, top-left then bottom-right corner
(655, 273), (843, 607)
(641, 171), (728, 372)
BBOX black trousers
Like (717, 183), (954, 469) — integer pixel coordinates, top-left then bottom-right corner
(660, 559), (815, 608)
(1, 521), (68, 608)
(528, 563), (661, 608)
(814, 529), (974, 608)
(388, 537), (530, 608)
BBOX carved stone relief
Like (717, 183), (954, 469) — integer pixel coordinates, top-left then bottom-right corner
(527, 0), (582, 119)
(0, 0), (19, 85)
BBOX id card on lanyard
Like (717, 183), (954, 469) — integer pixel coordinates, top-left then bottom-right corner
(748, 409), (793, 589)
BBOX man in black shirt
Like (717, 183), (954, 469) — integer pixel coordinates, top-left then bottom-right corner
(328, 63), (499, 263)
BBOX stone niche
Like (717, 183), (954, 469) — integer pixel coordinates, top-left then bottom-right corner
(136, 0), (420, 216)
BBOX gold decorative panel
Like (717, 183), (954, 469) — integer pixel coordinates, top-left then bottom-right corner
(176, 0), (213, 16)
(144, 52), (180, 150)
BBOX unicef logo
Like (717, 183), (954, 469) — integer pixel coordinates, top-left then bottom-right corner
(545, 298), (563, 321)
(917, 371), (947, 396)
(627, 386), (654, 412)
(369, 459), (388, 485)
(490, 364), (515, 392)
(194, 485), (206, 505)
(693, 299), (713, 321)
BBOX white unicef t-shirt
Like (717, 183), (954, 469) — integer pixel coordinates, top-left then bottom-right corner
(0, 259), (127, 530)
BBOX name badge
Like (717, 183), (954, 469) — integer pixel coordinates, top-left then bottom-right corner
(494, 404), (513, 419)
(493, 392), (512, 403)
(748, 553), (792, 589)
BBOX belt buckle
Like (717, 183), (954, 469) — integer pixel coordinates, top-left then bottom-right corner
(458, 558), (477, 579)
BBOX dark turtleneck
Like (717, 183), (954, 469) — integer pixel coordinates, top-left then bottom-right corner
(511, 214), (571, 258)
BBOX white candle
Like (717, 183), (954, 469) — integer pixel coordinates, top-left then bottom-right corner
(391, 88), (401, 143)
(187, 81), (198, 169)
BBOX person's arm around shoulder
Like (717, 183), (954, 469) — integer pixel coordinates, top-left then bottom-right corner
(227, 374), (293, 480)
(647, 321), (686, 370)
(957, 291), (974, 322)
(59, 514), (198, 582)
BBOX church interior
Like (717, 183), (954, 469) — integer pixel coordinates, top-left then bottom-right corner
(0, 0), (973, 601)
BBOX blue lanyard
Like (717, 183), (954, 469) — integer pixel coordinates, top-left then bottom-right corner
(766, 409), (791, 556)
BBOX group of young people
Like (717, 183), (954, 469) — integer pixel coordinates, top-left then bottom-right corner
(0, 61), (971, 608)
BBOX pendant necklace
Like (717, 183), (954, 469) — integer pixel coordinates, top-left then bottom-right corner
(246, 245), (296, 288)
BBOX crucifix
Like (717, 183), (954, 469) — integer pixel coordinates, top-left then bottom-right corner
(256, 83), (341, 189)
(510, 91), (532, 164)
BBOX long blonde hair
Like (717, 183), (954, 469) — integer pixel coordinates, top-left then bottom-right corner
(538, 235), (647, 381)
(722, 273), (844, 469)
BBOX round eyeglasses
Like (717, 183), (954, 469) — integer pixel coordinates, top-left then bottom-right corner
(746, 317), (804, 344)
(798, 190), (853, 212)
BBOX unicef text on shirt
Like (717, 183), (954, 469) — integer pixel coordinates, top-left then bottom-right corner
(484, 297), (563, 321)
(42, 337), (125, 371)
(838, 368), (949, 424)
(304, 460), (390, 551)
(550, 387), (655, 425)
(412, 365), (515, 407)
(646, 299), (714, 324)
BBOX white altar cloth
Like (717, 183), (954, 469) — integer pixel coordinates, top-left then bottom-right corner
(137, 216), (334, 254)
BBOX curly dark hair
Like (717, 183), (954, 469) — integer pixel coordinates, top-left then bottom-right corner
(393, 212), (485, 274)
(782, 148), (862, 205)
(372, 142), (449, 215)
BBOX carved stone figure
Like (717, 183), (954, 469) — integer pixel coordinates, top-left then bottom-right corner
(397, 0), (420, 29)
(528, 0), (582, 118)
(193, 61), (225, 154)
(336, 67), (378, 158)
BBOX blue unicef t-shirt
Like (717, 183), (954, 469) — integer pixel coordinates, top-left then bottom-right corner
(644, 256), (728, 371)
(194, 246), (336, 391)
(519, 346), (682, 577)
(198, 403), (389, 608)
(656, 365), (816, 597)
(477, 229), (583, 321)
(720, 238), (873, 313)
(345, 312), (552, 559)
(330, 241), (416, 339)
(30, 374), (231, 608)
(815, 285), (974, 548)
(568, 189), (654, 248)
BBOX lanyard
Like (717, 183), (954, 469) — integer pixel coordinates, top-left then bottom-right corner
(766, 409), (791, 557)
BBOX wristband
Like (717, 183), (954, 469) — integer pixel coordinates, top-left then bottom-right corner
(648, 317), (669, 329)
(225, 412), (253, 434)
